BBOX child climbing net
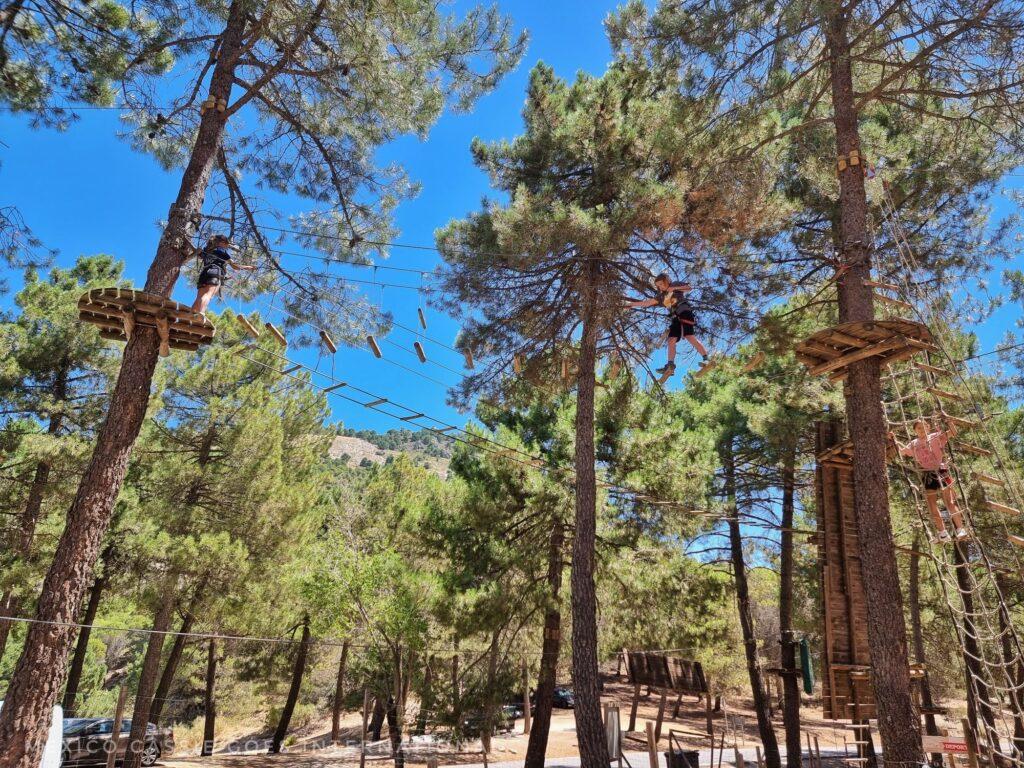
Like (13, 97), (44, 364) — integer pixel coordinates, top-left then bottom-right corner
(624, 272), (709, 379)
(889, 416), (968, 543)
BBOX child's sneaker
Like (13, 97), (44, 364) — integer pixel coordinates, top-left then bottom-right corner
(955, 527), (970, 540)
(936, 530), (952, 543)
(655, 362), (676, 375)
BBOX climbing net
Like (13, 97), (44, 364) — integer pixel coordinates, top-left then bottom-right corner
(870, 178), (1024, 765)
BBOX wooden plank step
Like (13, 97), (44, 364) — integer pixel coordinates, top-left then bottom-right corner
(974, 472), (1005, 487)
(876, 294), (914, 311)
(957, 443), (993, 457)
(916, 362), (950, 376)
(927, 386), (964, 402)
(987, 501), (1020, 516)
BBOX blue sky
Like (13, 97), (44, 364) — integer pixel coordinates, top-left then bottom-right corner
(2, 0), (1022, 433)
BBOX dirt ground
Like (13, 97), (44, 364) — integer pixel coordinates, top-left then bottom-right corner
(161, 676), (963, 767)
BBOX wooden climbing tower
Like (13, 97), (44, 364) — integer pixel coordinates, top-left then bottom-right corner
(815, 420), (875, 721)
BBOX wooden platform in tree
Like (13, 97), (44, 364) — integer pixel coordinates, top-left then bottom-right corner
(796, 320), (935, 382)
(78, 287), (215, 356)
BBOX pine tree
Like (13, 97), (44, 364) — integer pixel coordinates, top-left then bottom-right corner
(0, 3), (525, 762)
(610, 1), (1024, 759)
(435, 60), (783, 767)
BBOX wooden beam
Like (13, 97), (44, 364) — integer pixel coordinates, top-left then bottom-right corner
(927, 386), (964, 402)
(808, 336), (906, 377)
(238, 315), (261, 338)
(915, 362), (949, 376)
(319, 329), (338, 354)
(413, 341), (427, 363)
(265, 323), (287, 346)
(367, 335), (383, 358)
(876, 293), (914, 311)
(864, 279), (900, 292)
(956, 443), (992, 457)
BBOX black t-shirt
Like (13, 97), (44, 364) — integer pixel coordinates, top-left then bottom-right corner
(658, 285), (692, 315)
(201, 246), (232, 272)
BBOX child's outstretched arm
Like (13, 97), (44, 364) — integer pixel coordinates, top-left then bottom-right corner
(624, 297), (659, 309)
(888, 431), (911, 456)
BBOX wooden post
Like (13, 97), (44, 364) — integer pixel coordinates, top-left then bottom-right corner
(360, 688), (370, 768)
(655, 689), (668, 742)
(106, 684), (128, 768)
(735, 748), (746, 768)
(806, 732), (814, 768)
(756, 746), (765, 768)
(673, 691), (684, 719)
(646, 721), (659, 768)
(962, 718), (981, 768)
(629, 682), (642, 732)
(522, 659), (532, 736)
(813, 734), (821, 768)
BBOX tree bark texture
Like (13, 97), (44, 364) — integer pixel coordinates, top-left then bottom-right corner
(148, 608), (197, 724)
(778, 457), (802, 768)
(123, 595), (176, 768)
(270, 618), (311, 754)
(908, 536), (939, 741)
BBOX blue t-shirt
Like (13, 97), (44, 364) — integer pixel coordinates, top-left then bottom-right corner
(201, 246), (232, 272)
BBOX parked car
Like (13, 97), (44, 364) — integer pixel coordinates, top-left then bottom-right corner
(530, 686), (575, 709)
(551, 687), (575, 709)
(62, 718), (173, 767)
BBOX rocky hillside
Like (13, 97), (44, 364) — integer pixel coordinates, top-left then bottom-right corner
(328, 428), (452, 476)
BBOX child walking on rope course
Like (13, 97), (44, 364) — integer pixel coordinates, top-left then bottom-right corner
(890, 417), (968, 543)
(625, 273), (709, 377)
(191, 234), (256, 316)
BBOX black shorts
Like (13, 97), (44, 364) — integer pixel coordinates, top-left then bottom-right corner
(668, 311), (697, 341)
(198, 267), (223, 287)
(922, 469), (953, 491)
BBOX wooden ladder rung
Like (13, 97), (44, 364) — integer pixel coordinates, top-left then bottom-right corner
(974, 472), (1005, 487)
(915, 361), (952, 376)
(927, 386), (964, 401)
(988, 501), (1020, 516)
(876, 294), (914, 311)
(943, 415), (976, 428)
(957, 443), (993, 457)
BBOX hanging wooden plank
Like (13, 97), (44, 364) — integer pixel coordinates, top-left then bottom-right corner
(238, 315), (261, 338)
(265, 323), (287, 346)
(915, 362), (949, 376)
(319, 329), (338, 354)
(987, 501), (1020, 516)
(927, 386), (964, 402)
(413, 341), (427, 363)
(513, 354), (523, 374)
(367, 335), (383, 358)
(973, 472), (1005, 488)
(364, 398), (387, 408)
(875, 294), (914, 311)
(956, 443), (992, 457)
(417, 307), (427, 330)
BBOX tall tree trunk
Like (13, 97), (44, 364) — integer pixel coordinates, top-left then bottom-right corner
(123, 594), (176, 768)
(524, 518), (564, 768)
(201, 639), (217, 757)
(149, 608), (197, 724)
(724, 448), (781, 768)
(451, 642), (461, 726)
(823, 4), (921, 765)
(269, 617), (311, 754)
(387, 646), (404, 768)
(571, 269), (610, 768)
(369, 697), (386, 742)
(908, 535), (939, 739)
(482, 630), (500, 755)
(0, 7), (250, 765)
(416, 656), (433, 735)
(62, 563), (110, 716)
(331, 640), (350, 744)
(778, 455), (802, 768)
(953, 544), (999, 754)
